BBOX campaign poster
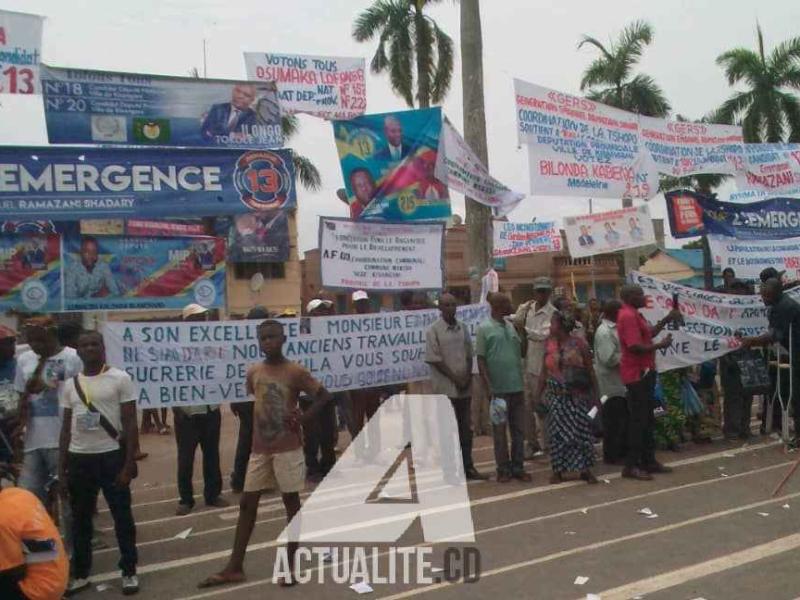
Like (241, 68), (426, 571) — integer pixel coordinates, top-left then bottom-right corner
(0, 10), (43, 95)
(0, 146), (296, 220)
(228, 210), (289, 263)
(319, 217), (444, 291)
(435, 118), (524, 217)
(41, 66), (282, 149)
(62, 234), (225, 311)
(734, 143), (800, 197)
(708, 235), (800, 282)
(665, 190), (800, 240)
(493, 221), (560, 258)
(638, 116), (743, 177)
(244, 52), (366, 120)
(514, 78), (658, 200)
(564, 204), (655, 259)
(333, 107), (451, 221)
(0, 234), (60, 312)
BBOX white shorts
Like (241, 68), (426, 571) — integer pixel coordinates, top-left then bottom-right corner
(243, 447), (305, 494)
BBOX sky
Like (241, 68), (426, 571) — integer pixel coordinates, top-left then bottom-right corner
(2, 0), (799, 253)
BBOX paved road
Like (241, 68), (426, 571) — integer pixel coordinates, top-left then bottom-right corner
(77, 415), (800, 600)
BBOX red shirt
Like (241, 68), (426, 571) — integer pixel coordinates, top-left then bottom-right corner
(616, 303), (655, 385)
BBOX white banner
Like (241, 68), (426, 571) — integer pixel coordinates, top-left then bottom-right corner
(493, 220), (560, 257)
(244, 52), (366, 120)
(564, 204), (655, 258)
(734, 143), (800, 198)
(514, 78), (658, 200)
(709, 235), (800, 282)
(639, 115), (743, 177)
(630, 272), (771, 372)
(0, 9), (43, 95)
(436, 118), (524, 216)
(319, 217), (444, 291)
(103, 304), (489, 406)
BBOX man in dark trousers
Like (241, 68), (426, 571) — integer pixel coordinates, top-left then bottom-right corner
(617, 285), (681, 480)
(230, 306), (270, 493)
(173, 304), (228, 515)
(593, 300), (628, 464)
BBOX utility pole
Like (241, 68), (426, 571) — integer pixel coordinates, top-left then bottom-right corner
(461, 0), (493, 302)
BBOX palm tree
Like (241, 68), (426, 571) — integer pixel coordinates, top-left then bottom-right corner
(578, 20), (670, 117)
(716, 24), (800, 142)
(281, 114), (321, 191)
(353, 0), (454, 108)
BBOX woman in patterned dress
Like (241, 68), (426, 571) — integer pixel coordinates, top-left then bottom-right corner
(537, 309), (600, 484)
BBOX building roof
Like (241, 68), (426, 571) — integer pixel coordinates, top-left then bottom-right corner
(663, 249), (710, 271)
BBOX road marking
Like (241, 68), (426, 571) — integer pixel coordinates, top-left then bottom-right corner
(596, 532), (800, 600)
(374, 492), (800, 600)
(90, 441), (781, 583)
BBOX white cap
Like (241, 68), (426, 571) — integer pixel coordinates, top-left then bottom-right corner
(352, 290), (369, 302)
(182, 303), (209, 319)
(306, 298), (333, 314)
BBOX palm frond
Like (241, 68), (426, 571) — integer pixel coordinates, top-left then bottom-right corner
(577, 35), (614, 61)
(430, 20), (454, 104)
(716, 48), (763, 86)
(778, 91), (800, 142)
(616, 20), (653, 66)
(291, 152), (321, 192)
(389, 24), (415, 107)
(783, 66), (800, 89)
(768, 36), (800, 74)
(413, 10), (435, 106)
(716, 91), (754, 126)
(281, 114), (299, 140)
(757, 22), (766, 63)
(353, 0), (402, 41)
(621, 74), (670, 117)
(580, 58), (613, 91)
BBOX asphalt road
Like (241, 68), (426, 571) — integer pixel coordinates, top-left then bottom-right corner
(77, 414), (800, 600)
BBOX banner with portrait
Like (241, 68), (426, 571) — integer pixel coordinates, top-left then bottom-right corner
(41, 66), (282, 148)
(564, 204), (655, 259)
(0, 234), (61, 312)
(514, 78), (658, 200)
(62, 234), (225, 311)
(493, 221), (560, 258)
(638, 116), (743, 176)
(0, 10), (43, 95)
(228, 211), (289, 263)
(333, 107), (451, 221)
(244, 52), (366, 120)
(665, 189), (800, 240)
(0, 146), (296, 220)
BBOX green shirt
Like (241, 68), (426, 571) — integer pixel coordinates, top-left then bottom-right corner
(475, 318), (524, 395)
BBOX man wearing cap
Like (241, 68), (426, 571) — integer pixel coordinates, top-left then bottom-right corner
(513, 277), (556, 458)
(300, 297), (339, 482)
(173, 304), (228, 515)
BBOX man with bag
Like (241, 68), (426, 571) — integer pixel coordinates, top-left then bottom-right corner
(513, 277), (556, 459)
(58, 331), (139, 596)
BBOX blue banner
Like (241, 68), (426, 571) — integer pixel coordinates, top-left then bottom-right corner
(41, 66), (282, 149)
(228, 211), (289, 263)
(0, 234), (61, 313)
(665, 190), (800, 240)
(62, 234), (225, 312)
(0, 146), (296, 220)
(333, 107), (450, 221)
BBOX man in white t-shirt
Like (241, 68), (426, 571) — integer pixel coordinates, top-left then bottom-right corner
(59, 330), (139, 596)
(15, 317), (82, 506)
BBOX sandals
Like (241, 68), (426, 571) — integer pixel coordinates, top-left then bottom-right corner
(197, 572), (246, 589)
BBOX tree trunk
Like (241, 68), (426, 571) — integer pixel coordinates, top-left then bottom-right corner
(414, 3), (430, 108)
(701, 234), (714, 290)
(461, 0), (492, 302)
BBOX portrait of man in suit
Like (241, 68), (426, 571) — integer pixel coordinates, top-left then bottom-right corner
(578, 224), (595, 247)
(201, 84), (258, 140)
(375, 116), (411, 163)
(349, 168), (376, 220)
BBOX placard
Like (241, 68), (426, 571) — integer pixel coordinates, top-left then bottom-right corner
(41, 66), (282, 148)
(103, 303), (489, 406)
(62, 234), (225, 311)
(564, 205), (655, 258)
(734, 143), (800, 197)
(0, 146), (295, 220)
(125, 219), (206, 237)
(333, 107), (450, 221)
(228, 211), (289, 263)
(319, 217), (444, 291)
(0, 10), (43, 95)
(708, 235), (800, 282)
(493, 221), (560, 257)
(244, 52), (366, 120)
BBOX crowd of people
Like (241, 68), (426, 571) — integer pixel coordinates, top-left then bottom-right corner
(0, 271), (798, 597)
